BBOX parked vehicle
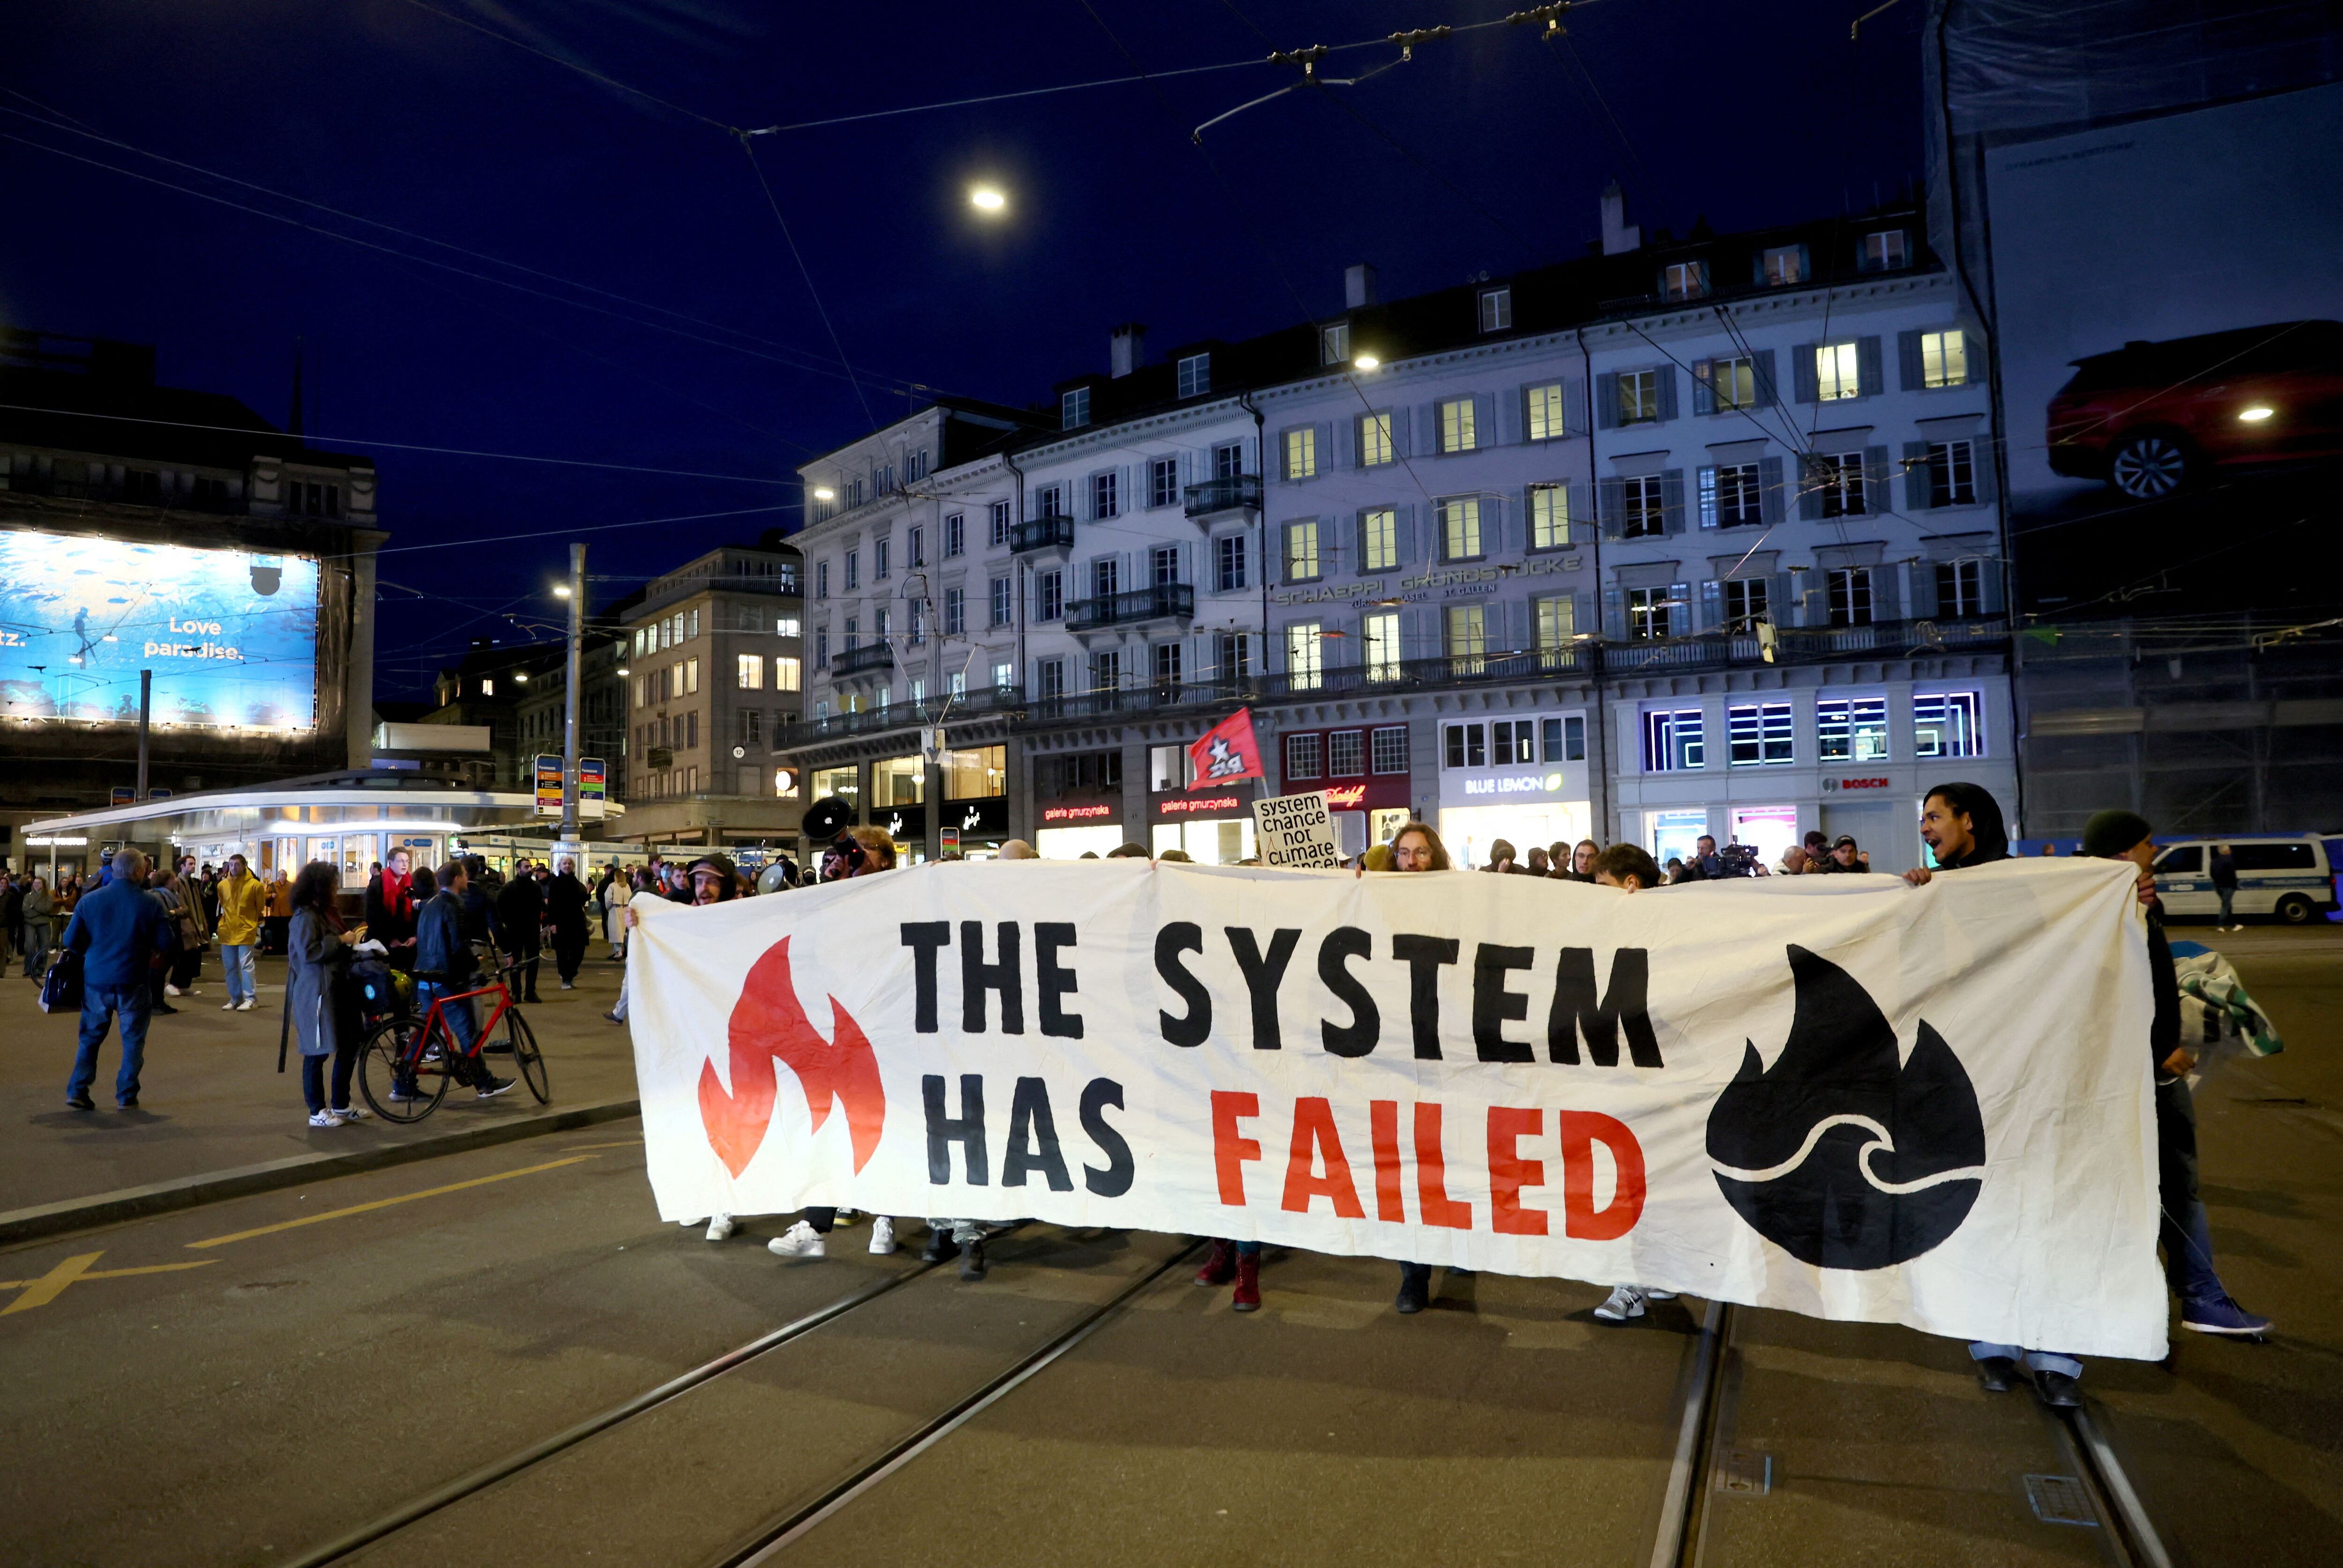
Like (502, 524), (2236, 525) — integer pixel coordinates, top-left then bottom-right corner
(2151, 834), (2337, 925)
(2046, 320), (2343, 499)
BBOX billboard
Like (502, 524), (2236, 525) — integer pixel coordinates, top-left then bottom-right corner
(1985, 82), (2343, 614)
(0, 530), (321, 730)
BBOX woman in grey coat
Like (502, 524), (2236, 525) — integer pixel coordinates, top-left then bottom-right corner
(287, 861), (366, 1128)
(19, 876), (54, 979)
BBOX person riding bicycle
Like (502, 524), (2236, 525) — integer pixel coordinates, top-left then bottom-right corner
(410, 861), (515, 1101)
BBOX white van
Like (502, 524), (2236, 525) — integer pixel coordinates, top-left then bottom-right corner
(2151, 834), (2338, 925)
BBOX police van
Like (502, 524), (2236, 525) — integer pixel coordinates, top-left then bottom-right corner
(2151, 834), (2338, 925)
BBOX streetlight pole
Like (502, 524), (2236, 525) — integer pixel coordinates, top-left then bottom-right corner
(560, 543), (585, 859)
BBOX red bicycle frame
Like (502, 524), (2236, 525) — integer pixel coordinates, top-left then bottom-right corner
(401, 967), (515, 1075)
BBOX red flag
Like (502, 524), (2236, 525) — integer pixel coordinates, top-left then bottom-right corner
(1188, 706), (1265, 790)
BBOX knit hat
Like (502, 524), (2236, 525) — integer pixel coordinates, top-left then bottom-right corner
(2081, 809), (2153, 859)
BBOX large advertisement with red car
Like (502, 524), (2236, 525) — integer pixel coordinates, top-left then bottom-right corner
(1985, 82), (2343, 615)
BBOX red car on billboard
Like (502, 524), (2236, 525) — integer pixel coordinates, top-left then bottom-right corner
(2046, 320), (2343, 499)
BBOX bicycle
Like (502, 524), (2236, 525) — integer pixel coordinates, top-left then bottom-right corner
(356, 948), (549, 1123)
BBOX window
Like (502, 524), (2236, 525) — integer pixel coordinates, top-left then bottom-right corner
(1372, 725), (1409, 774)
(1286, 732), (1324, 780)
(1914, 690), (1983, 757)
(1552, 715), (1587, 762)
(1626, 586), (1677, 641)
(739, 708), (761, 747)
(1862, 229), (1909, 271)
(1699, 356), (1755, 411)
(1762, 244), (1807, 286)
(1535, 594), (1575, 650)
(1364, 610), (1401, 680)
(1920, 330), (1968, 388)
(874, 538), (890, 581)
(816, 560), (830, 600)
(1529, 483), (1569, 548)
(844, 549), (860, 590)
(1328, 729), (1365, 777)
(1478, 286), (1512, 332)
(1719, 576), (1769, 631)
(989, 500), (1011, 546)
(1286, 622), (1323, 690)
(1036, 483), (1066, 518)
(1062, 387), (1091, 429)
(737, 654), (763, 689)
(1360, 507), (1397, 571)
(1728, 702), (1795, 765)
(1438, 397), (1478, 453)
(1321, 322), (1350, 364)
(1037, 570), (1064, 622)
(479, 677), (495, 696)
(1149, 743), (1190, 791)
(1526, 382), (1567, 441)
(1642, 708), (1705, 771)
(1928, 440), (1977, 507)
(1038, 657), (1067, 699)
(1149, 456), (1179, 508)
(1618, 370), (1660, 424)
(1444, 723), (1487, 769)
(774, 656), (801, 691)
(1699, 463), (1762, 529)
(1622, 474), (1666, 537)
(1216, 631), (1251, 679)
(1284, 427), (1318, 480)
(1491, 719), (1535, 764)
(1178, 353), (1211, 398)
(1092, 470), (1119, 519)
(1815, 342), (1861, 401)
(944, 587), (965, 635)
(1440, 496), (1483, 560)
(1817, 696), (1888, 762)
(909, 525), (925, 567)
(1284, 520), (1321, 582)
(1827, 567), (1874, 627)
(1359, 412), (1394, 467)
(1092, 557), (1119, 599)
(1445, 604), (1486, 668)
(1214, 442), (1245, 479)
(990, 577), (1012, 627)
(949, 670), (965, 699)
(1663, 260), (1708, 300)
(1152, 544), (1180, 585)
(847, 478), (865, 508)
(1090, 650), (1121, 692)
(2231, 843), (2319, 872)
(992, 659), (1014, 688)
(814, 629), (829, 668)
(1936, 557), (1985, 616)
(1812, 454), (1867, 517)
(1216, 533), (1247, 591)
(1153, 641), (1182, 685)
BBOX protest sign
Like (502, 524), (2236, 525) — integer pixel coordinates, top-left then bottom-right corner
(1252, 790), (1342, 868)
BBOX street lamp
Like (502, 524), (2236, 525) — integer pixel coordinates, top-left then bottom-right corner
(970, 185), (1007, 214)
(812, 486), (836, 502)
(1353, 354), (1381, 371)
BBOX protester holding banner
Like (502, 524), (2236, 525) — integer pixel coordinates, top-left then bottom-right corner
(1387, 820), (1462, 1317)
(1585, 845), (1682, 1327)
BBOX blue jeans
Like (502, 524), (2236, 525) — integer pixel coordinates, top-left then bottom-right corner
(221, 944), (256, 1005)
(1970, 1343), (2083, 1380)
(2217, 888), (2235, 924)
(71, 984), (151, 1104)
(415, 980), (482, 1086)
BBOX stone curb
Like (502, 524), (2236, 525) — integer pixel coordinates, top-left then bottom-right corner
(0, 1097), (642, 1247)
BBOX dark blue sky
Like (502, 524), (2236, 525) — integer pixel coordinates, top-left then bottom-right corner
(5, 0), (1925, 697)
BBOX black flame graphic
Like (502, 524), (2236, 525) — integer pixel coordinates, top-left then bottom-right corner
(1705, 946), (1985, 1270)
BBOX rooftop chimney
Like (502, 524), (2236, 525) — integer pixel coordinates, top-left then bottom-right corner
(1110, 322), (1147, 379)
(1601, 181), (1642, 256)
(1344, 262), (1378, 310)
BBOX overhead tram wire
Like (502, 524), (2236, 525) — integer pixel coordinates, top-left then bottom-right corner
(390, 0), (738, 134)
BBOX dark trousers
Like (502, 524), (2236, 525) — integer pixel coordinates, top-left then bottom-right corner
(169, 944), (203, 989)
(71, 984), (151, 1103)
(501, 938), (541, 1001)
(2157, 1075), (2225, 1305)
(261, 915), (289, 955)
(552, 933), (587, 984)
(149, 942), (179, 1006)
(301, 1043), (359, 1114)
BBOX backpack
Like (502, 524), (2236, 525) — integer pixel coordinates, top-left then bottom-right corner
(39, 946), (84, 1015)
(350, 958), (406, 1021)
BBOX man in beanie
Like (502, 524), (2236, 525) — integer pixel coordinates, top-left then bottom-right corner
(2081, 808), (2271, 1339)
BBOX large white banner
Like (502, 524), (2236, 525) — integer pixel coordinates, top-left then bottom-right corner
(628, 859), (2165, 1358)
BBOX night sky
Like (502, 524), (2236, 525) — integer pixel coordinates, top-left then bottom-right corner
(5, 0), (1925, 698)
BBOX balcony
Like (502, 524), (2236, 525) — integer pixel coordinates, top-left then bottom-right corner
(1010, 514), (1075, 553)
(830, 642), (895, 678)
(1182, 475), (1261, 519)
(1066, 582), (1195, 632)
(797, 682), (1022, 742)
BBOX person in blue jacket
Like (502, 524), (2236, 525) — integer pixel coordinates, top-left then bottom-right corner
(61, 847), (172, 1109)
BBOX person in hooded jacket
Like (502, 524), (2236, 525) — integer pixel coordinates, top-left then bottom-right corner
(545, 857), (592, 990)
(494, 861), (545, 1003)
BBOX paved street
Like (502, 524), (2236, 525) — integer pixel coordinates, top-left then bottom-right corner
(0, 926), (2336, 1567)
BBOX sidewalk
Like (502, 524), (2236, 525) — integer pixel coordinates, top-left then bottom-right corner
(0, 946), (642, 1227)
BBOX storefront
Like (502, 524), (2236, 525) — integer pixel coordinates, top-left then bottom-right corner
(1434, 712), (1592, 870)
(1150, 788), (1256, 864)
(1035, 801), (1123, 859)
(941, 796), (1011, 858)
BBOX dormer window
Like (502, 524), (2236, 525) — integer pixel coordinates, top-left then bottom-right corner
(1177, 353), (1211, 398)
(1477, 286), (1512, 333)
(1861, 229), (1909, 271)
(1061, 387), (1091, 429)
(1662, 260), (1709, 301)
(1321, 321), (1350, 364)
(1761, 244), (1808, 286)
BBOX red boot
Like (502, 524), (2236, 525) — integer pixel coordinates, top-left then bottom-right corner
(1195, 1239), (1236, 1286)
(1231, 1251), (1261, 1313)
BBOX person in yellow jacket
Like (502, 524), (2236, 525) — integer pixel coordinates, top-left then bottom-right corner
(215, 852), (269, 1012)
(263, 868), (294, 956)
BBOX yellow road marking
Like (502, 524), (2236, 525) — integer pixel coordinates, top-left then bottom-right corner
(0, 1251), (221, 1316)
(563, 1138), (644, 1151)
(185, 1156), (597, 1250)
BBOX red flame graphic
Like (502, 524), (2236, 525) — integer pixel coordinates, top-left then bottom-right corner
(699, 937), (886, 1179)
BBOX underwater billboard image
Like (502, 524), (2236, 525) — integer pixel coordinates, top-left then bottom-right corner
(0, 530), (321, 730)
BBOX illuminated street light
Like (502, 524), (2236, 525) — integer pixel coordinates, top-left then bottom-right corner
(2239, 405), (2275, 421)
(970, 185), (1007, 214)
(616, 666), (631, 677)
(514, 671), (531, 684)
(553, 584), (573, 598)
(812, 486), (836, 501)
(1353, 354), (1381, 371)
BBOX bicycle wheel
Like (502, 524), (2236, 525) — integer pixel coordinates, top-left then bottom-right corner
(358, 1013), (449, 1123)
(507, 1008), (550, 1103)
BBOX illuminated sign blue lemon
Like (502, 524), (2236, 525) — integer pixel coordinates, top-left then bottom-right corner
(0, 530), (321, 730)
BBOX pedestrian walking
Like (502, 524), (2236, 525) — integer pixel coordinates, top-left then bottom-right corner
(161, 869), (210, 997)
(494, 861), (545, 1003)
(0, 868), (20, 969)
(60, 848), (171, 1109)
(2211, 841), (2239, 930)
(20, 875), (56, 981)
(546, 857), (591, 990)
(286, 861), (367, 1127)
(214, 852), (267, 1011)
(605, 870), (632, 960)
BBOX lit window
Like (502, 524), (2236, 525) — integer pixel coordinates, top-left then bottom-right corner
(1360, 507), (1397, 571)
(1817, 696), (1888, 762)
(1698, 356), (1755, 411)
(1862, 229), (1909, 270)
(1478, 287), (1512, 332)
(1914, 690), (1984, 757)
(1762, 245), (1807, 285)
(736, 654), (763, 690)
(1535, 594), (1574, 650)
(1438, 397), (1477, 453)
(1178, 353), (1211, 398)
(1529, 484), (1569, 548)
(1284, 520), (1321, 582)
(1728, 702), (1795, 765)
(1321, 322), (1350, 364)
(1359, 412), (1394, 467)
(1525, 383), (1567, 441)
(1440, 496), (1483, 560)
(773, 656), (801, 692)
(1626, 586), (1678, 641)
(479, 677), (494, 695)
(1364, 611), (1401, 680)
(1698, 463), (1762, 529)
(1284, 427), (1318, 480)
(1663, 260), (1708, 300)
(1286, 623), (1323, 691)
(1617, 370), (1660, 424)
(1061, 387), (1091, 429)
(1815, 343), (1861, 401)
(1920, 329), (1968, 388)
(1445, 604), (1486, 669)
(1642, 709), (1704, 771)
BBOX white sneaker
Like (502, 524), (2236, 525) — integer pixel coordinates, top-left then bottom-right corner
(236, 999), (255, 1012)
(706, 1214), (735, 1242)
(307, 1110), (345, 1128)
(679, 1217), (705, 1230)
(1593, 1285), (1647, 1322)
(334, 1104), (371, 1120)
(221, 1001), (239, 1010)
(560, 980), (575, 990)
(1646, 1289), (1677, 1301)
(165, 984), (183, 997)
(869, 1216), (896, 1254)
(767, 1220), (826, 1259)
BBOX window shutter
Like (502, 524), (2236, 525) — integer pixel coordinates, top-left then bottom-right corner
(1864, 446), (1891, 515)
(1791, 345), (1818, 404)
(1595, 373), (1620, 430)
(1403, 608), (1439, 661)
(1602, 587), (1626, 639)
(1897, 330), (1924, 392)
(1390, 406), (1412, 457)
(1974, 440), (2001, 506)
(1318, 422), (1336, 472)
(1662, 468), (1688, 535)
(1873, 563), (1903, 625)
(1336, 417), (1356, 470)
(1691, 359), (1716, 416)
(1759, 456), (1787, 527)
(1982, 559), (2007, 615)
(1395, 503), (1418, 569)
(1576, 590), (1596, 639)
(1857, 336), (1884, 399)
(1564, 376), (1587, 437)
(1962, 331), (1990, 391)
(1797, 458), (1823, 522)
(1752, 348), (1779, 409)
(1655, 366), (1679, 422)
(1903, 441), (1933, 510)
(1700, 579), (1723, 630)
(1910, 558), (1941, 619)
(1771, 571), (1798, 627)
(1598, 477), (1626, 539)
(1666, 582), (1692, 639)
(1479, 391), (1502, 447)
